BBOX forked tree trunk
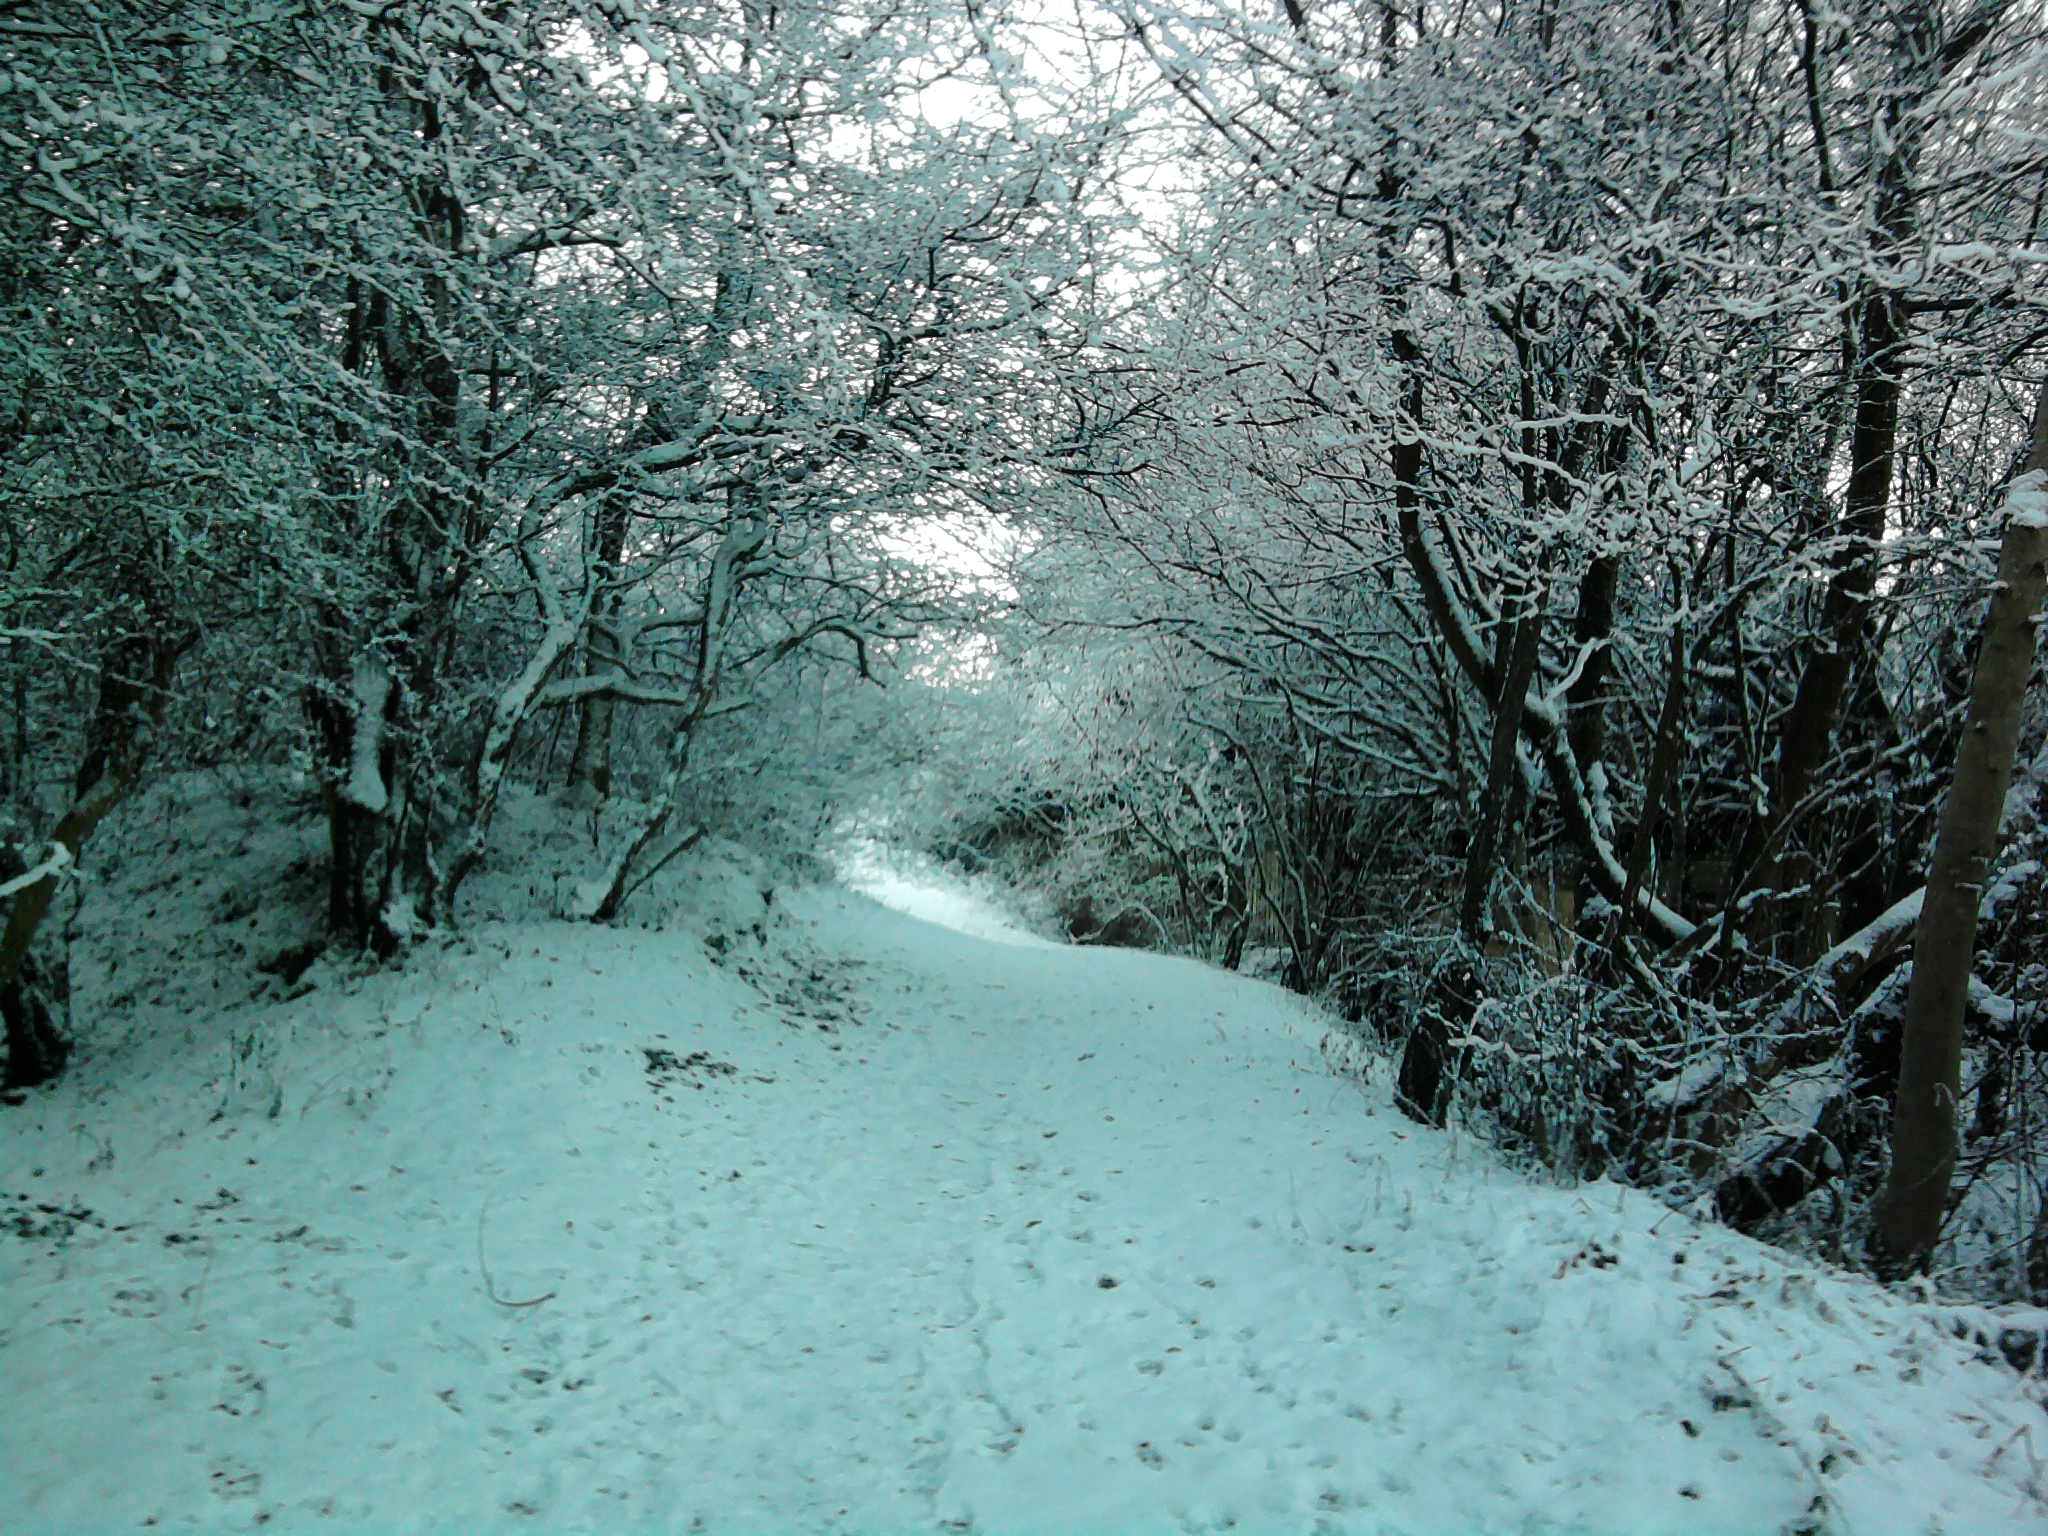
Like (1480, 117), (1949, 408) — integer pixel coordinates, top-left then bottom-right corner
(1874, 391), (2048, 1271)
(587, 499), (765, 924)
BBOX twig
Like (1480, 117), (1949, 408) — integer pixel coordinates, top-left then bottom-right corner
(477, 1197), (556, 1309)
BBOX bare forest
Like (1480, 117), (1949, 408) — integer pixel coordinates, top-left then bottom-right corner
(9, 0), (2048, 1313)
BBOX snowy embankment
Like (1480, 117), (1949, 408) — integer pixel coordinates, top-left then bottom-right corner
(3, 850), (2045, 1534)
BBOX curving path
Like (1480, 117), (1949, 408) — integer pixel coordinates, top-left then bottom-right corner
(2, 877), (2042, 1533)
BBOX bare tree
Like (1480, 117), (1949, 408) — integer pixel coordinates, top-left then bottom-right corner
(1876, 387), (2048, 1269)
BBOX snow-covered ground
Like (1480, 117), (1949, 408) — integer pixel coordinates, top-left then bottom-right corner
(4, 850), (2046, 1533)
(832, 839), (1062, 949)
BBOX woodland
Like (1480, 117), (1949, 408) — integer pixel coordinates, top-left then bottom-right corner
(6, 0), (2048, 1305)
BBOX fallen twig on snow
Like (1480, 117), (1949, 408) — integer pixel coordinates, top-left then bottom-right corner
(477, 1198), (556, 1309)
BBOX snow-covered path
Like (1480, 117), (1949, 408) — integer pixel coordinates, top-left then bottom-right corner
(3, 881), (2043, 1534)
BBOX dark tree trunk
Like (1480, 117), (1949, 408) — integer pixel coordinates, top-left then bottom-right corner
(1565, 555), (1618, 781)
(2, 954), (66, 1093)
(0, 626), (186, 1089)
(1460, 574), (1545, 940)
(1726, 289), (1902, 952)
(299, 27), (487, 954)
(1721, 8), (1946, 958)
(566, 484), (635, 806)
(1396, 960), (1479, 1128)
(1832, 665), (1906, 942)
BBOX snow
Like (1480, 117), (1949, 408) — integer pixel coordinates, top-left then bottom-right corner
(0, 838), (70, 899)
(833, 839), (1061, 950)
(342, 655), (392, 816)
(2001, 743), (2048, 836)
(2006, 470), (2048, 530)
(3, 843), (2045, 1532)
(1645, 1055), (1731, 1111)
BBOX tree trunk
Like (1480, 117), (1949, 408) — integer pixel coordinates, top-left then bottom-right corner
(1873, 391), (2048, 1271)
(1725, 288), (1902, 952)
(1565, 554), (1618, 785)
(1620, 605), (1688, 922)
(588, 498), (765, 924)
(564, 682), (617, 805)
(0, 631), (184, 1088)
(1396, 958), (1478, 1128)
(1460, 571), (1546, 940)
(1, 965), (64, 1092)
(308, 646), (400, 947)
(1720, 3), (1955, 959)
(565, 485), (635, 807)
